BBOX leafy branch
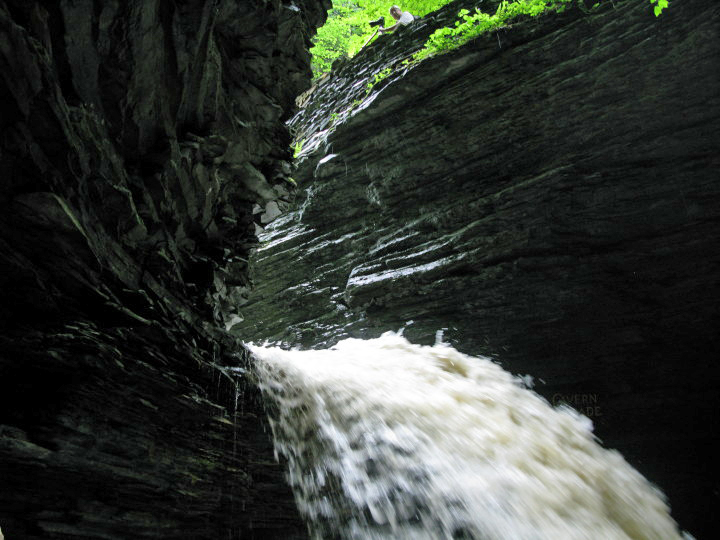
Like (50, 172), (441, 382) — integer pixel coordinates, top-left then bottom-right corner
(413, 0), (669, 61)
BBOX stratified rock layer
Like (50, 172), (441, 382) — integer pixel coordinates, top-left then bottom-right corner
(234, 0), (720, 536)
(0, 0), (329, 538)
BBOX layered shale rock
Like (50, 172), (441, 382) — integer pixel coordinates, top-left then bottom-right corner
(0, 0), (329, 537)
(234, 0), (720, 536)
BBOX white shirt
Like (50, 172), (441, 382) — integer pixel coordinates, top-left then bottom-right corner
(397, 11), (414, 26)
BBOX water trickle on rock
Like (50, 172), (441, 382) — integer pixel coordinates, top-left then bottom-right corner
(249, 332), (683, 540)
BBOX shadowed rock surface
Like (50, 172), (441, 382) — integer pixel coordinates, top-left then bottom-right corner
(234, 0), (720, 537)
(0, 0), (330, 537)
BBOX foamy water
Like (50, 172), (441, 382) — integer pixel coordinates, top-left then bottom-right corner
(249, 332), (683, 540)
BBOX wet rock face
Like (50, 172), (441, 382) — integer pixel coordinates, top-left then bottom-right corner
(0, 0), (329, 538)
(235, 0), (720, 536)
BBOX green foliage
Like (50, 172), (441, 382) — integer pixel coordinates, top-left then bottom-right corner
(650, 0), (669, 17)
(310, 1), (364, 77)
(292, 139), (305, 158)
(414, 0), (566, 60)
(414, 0), (669, 61)
(312, 1), (671, 113)
(311, 1), (453, 78)
(366, 67), (393, 92)
(312, 1), (670, 77)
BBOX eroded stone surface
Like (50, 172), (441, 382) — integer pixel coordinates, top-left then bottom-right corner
(234, 0), (720, 536)
(0, 0), (329, 537)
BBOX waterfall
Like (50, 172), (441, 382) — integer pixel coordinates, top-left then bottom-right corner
(249, 332), (684, 540)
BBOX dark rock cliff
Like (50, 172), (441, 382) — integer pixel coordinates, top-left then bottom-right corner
(234, 0), (720, 537)
(0, 0), (329, 538)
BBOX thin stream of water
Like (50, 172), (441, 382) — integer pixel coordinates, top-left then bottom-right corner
(249, 332), (685, 540)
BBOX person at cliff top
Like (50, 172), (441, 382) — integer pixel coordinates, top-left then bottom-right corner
(378, 5), (414, 34)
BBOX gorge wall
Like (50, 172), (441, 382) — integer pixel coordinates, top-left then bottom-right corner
(0, 0), (330, 538)
(234, 0), (720, 537)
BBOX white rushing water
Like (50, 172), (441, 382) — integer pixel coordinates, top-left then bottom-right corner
(249, 332), (684, 540)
